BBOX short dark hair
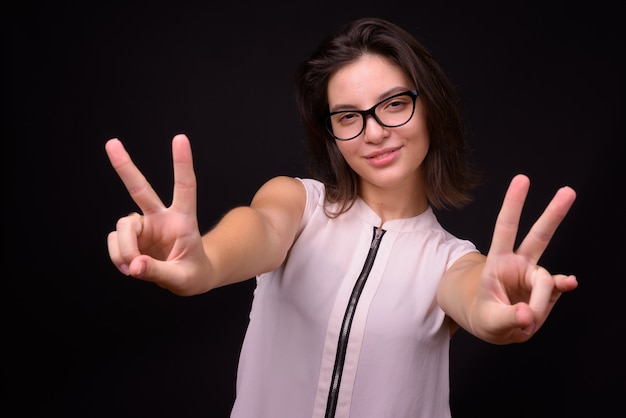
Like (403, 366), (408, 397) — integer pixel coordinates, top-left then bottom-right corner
(294, 17), (481, 216)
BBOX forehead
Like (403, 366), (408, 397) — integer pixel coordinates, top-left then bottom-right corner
(327, 54), (411, 106)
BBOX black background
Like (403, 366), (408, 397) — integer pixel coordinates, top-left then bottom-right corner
(5, 1), (624, 417)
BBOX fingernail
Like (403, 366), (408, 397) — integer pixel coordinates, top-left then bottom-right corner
(120, 264), (130, 275)
(135, 261), (145, 276)
(522, 322), (536, 335)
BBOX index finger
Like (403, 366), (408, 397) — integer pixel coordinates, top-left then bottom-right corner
(105, 138), (166, 214)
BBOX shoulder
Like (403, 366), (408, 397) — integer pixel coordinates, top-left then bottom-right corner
(250, 176), (309, 241)
(295, 177), (324, 199)
(253, 176), (307, 204)
(260, 177), (326, 205)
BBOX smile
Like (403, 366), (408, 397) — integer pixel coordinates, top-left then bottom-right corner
(365, 147), (400, 166)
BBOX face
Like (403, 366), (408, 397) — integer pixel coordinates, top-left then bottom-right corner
(327, 54), (429, 195)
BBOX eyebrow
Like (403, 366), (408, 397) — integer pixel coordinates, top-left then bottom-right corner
(329, 87), (413, 113)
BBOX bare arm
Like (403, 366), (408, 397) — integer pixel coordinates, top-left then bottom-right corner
(106, 134), (305, 296)
(201, 176), (306, 287)
(437, 174), (578, 344)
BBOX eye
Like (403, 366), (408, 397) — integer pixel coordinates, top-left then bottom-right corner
(383, 96), (411, 112)
(336, 112), (360, 124)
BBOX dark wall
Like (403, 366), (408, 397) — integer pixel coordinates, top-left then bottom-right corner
(5, 1), (623, 417)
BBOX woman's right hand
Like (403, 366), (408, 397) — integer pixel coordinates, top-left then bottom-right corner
(105, 134), (213, 296)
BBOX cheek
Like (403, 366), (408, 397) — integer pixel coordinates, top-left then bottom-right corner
(335, 141), (357, 158)
(406, 114), (430, 148)
(411, 103), (428, 133)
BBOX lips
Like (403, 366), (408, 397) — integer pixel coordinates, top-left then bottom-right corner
(365, 147), (400, 166)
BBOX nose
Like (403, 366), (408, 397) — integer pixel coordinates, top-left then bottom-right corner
(362, 115), (387, 143)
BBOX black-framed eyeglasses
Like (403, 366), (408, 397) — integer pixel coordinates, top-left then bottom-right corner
(324, 89), (419, 141)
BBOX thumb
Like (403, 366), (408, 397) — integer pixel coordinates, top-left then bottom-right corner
(128, 255), (161, 281)
(513, 302), (536, 335)
(479, 302), (535, 343)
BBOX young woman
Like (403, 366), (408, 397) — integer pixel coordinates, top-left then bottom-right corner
(105, 17), (577, 418)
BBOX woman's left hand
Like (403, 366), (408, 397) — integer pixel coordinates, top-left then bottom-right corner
(473, 174), (578, 343)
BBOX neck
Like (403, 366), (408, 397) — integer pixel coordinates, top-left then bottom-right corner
(359, 180), (428, 224)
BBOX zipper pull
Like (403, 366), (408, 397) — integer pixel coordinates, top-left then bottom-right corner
(371, 226), (384, 248)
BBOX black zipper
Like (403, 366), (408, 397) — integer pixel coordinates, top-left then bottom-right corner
(325, 226), (386, 418)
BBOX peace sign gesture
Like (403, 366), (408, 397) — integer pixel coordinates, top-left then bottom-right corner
(439, 174), (578, 344)
(105, 134), (212, 295)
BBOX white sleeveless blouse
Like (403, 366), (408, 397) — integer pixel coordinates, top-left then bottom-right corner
(231, 178), (477, 418)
